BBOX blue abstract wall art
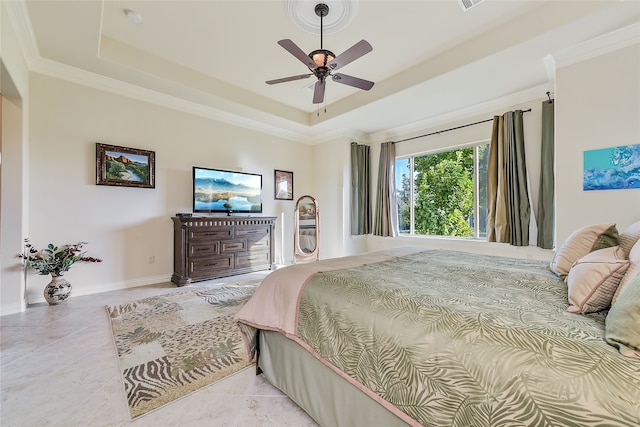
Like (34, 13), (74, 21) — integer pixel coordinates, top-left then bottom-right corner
(583, 144), (640, 191)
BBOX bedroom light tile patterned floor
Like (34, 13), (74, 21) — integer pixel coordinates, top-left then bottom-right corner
(0, 272), (319, 427)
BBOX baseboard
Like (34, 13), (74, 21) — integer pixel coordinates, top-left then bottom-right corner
(0, 300), (27, 316)
(26, 274), (174, 305)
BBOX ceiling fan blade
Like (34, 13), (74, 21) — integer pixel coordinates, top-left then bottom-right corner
(332, 73), (375, 91)
(278, 39), (317, 70)
(266, 74), (313, 85)
(313, 80), (326, 104)
(328, 40), (373, 72)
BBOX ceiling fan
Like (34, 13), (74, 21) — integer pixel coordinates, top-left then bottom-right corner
(266, 3), (374, 104)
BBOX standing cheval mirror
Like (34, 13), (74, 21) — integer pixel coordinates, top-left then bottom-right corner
(294, 195), (319, 262)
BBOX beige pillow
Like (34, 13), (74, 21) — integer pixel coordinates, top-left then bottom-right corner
(619, 221), (640, 259)
(611, 239), (640, 305)
(550, 223), (619, 278)
(566, 246), (629, 314)
(605, 271), (640, 359)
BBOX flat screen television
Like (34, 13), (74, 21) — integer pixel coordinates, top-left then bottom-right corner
(193, 166), (262, 214)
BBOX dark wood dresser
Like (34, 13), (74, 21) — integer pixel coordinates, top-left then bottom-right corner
(171, 216), (276, 286)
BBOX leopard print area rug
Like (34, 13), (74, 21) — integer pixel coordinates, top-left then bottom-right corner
(106, 279), (260, 419)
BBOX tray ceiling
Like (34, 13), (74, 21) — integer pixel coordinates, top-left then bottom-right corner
(16, 0), (640, 143)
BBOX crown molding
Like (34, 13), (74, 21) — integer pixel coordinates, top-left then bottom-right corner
(310, 126), (370, 145)
(552, 22), (640, 69)
(543, 54), (556, 85)
(30, 56), (320, 144)
(23, 47), (367, 146)
(368, 84), (552, 144)
(3, 0), (40, 66)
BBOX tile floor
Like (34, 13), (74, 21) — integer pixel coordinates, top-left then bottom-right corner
(0, 273), (319, 427)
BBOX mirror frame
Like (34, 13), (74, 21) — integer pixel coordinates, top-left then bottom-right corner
(294, 195), (319, 262)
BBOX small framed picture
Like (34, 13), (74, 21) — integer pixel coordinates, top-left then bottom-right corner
(274, 170), (293, 200)
(96, 143), (155, 188)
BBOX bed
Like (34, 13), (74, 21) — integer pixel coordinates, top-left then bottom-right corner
(235, 246), (640, 426)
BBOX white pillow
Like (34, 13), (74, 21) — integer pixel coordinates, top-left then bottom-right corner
(566, 246), (629, 314)
(612, 239), (640, 305)
(619, 221), (640, 259)
(550, 223), (618, 278)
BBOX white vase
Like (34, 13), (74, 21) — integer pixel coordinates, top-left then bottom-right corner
(44, 274), (72, 305)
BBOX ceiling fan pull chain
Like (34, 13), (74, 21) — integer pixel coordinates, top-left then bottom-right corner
(315, 101), (327, 116)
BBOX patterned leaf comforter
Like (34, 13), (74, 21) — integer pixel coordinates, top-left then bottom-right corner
(236, 248), (640, 426)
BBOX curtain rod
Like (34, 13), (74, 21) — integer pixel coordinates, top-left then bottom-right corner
(395, 108), (532, 144)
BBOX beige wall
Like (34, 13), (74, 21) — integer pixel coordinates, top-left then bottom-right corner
(555, 44), (640, 243)
(1, 0), (30, 315)
(310, 137), (361, 259)
(25, 74), (312, 303)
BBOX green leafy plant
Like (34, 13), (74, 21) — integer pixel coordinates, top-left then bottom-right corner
(413, 148), (474, 237)
(19, 239), (102, 276)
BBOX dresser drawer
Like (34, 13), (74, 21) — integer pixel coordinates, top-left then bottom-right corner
(236, 252), (270, 269)
(188, 242), (219, 258)
(220, 239), (247, 253)
(236, 226), (269, 239)
(189, 256), (233, 275)
(189, 228), (233, 241)
(248, 234), (270, 250)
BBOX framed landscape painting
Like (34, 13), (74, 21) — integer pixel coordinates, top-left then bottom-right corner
(274, 169), (293, 200)
(583, 143), (640, 191)
(96, 143), (155, 188)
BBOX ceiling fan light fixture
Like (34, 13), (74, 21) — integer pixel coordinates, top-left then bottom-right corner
(309, 49), (335, 68)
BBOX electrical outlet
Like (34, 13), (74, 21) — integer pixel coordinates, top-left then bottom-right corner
(149, 255), (155, 264)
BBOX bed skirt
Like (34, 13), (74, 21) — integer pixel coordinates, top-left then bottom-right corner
(258, 329), (409, 427)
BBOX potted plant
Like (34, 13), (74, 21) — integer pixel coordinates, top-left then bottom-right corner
(19, 239), (102, 305)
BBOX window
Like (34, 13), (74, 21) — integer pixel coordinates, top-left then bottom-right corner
(396, 143), (489, 238)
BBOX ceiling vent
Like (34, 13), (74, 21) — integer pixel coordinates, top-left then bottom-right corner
(457, 0), (485, 12)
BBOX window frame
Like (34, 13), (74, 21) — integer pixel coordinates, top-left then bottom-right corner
(396, 140), (490, 239)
